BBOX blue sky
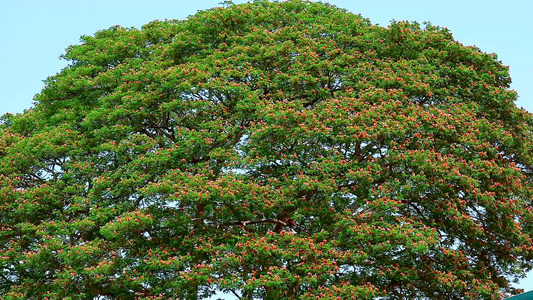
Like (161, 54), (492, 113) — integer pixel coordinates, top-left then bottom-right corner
(1, 0), (532, 293)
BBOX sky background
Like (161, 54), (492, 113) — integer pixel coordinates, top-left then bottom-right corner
(1, 0), (532, 294)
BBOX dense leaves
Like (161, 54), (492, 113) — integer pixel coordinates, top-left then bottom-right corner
(1, 0), (533, 298)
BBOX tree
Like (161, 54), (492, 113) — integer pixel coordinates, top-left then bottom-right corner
(1, 0), (533, 298)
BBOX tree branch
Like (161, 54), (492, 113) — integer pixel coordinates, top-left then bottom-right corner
(217, 218), (287, 228)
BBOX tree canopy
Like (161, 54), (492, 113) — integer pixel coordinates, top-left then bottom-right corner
(1, 0), (533, 299)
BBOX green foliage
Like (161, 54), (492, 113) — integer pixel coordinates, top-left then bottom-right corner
(1, 0), (533, 298)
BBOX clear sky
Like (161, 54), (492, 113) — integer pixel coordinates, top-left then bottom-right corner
(1, 0), (532, 293)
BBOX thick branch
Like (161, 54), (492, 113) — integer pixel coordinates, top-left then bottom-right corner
(217, 218), (287, 228)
